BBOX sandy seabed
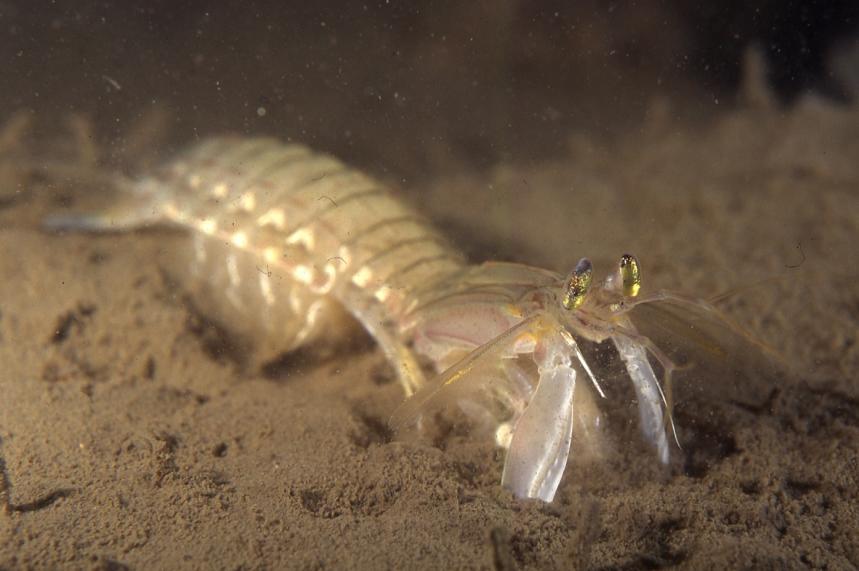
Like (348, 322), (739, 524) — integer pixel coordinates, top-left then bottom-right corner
(1, 99), (858, 570)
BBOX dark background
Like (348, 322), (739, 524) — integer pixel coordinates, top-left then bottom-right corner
(2, 1), (857, 177)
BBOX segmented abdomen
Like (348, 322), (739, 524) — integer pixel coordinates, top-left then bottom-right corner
(148, 137), (465, 362)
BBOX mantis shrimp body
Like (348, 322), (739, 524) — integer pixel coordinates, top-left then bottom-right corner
(45, 137), (776, 503)
(46, 137), (465, 386)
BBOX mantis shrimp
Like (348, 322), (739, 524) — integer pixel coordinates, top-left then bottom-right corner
(35, 136), (778, 502)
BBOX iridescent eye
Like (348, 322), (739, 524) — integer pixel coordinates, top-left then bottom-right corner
(562, 258), (593, 310)
(619, 254), (641, 297)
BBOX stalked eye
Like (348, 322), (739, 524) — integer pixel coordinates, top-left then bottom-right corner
(562, 258), (593, 310)
(619, 254), (641, 297)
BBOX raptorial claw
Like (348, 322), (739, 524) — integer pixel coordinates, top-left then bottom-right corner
(501, 360), (576, 501)
(614, 333), (671, 465)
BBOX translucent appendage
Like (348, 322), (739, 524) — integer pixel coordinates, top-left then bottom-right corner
(42, 178), (166, 233)
(501, 362), (576, 502)
(614, 334), (670, 464)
